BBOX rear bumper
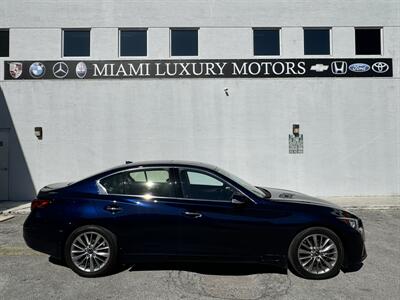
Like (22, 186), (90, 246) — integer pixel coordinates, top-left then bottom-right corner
(23, 215), (64, 259)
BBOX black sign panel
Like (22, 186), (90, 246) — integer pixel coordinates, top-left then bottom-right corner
(4, 58), (392, 80)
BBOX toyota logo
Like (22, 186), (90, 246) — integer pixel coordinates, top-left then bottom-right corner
(372, 62), (389, 74)
(53, 62), (69, 79)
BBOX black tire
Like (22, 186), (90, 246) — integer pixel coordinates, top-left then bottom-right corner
(288, 227), (344, 280)
(65, 225), (118, 277)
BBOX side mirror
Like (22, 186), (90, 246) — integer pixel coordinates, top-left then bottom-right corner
(231, 193), (248, 205)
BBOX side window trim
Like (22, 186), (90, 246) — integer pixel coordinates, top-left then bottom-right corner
(96, 165), (256, 204)
(171, 167), (183, 198)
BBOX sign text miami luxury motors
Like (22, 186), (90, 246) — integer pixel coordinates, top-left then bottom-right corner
(4, 59), (393, 80)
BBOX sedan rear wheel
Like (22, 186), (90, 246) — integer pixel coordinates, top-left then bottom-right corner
(65, 225), (117, 277)
(289, 227), (344, 279)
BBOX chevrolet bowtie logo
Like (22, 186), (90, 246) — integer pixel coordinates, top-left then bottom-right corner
(310, 64), (329, 72)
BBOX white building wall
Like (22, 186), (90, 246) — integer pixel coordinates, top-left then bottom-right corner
(147, 28), (170, 58)
(0, 0), (399, 200)
(199, 28), (252, 58)
(91, 28), (118, 59)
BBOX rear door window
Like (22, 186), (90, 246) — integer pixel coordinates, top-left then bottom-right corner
(100, 168), (175, 197)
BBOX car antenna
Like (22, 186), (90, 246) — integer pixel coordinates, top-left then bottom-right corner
(125, 161), (133, 164)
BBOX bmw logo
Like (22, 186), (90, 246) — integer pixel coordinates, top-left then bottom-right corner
(29, 62), (46, 78)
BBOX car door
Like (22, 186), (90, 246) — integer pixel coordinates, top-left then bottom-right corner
(176, 167), (277, 260)
(95, 167), (185, 256)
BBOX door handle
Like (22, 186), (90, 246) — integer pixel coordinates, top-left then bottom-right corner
(184, 211), (202, 218)
(0, 167), (7, 171)
(105, 205), (122, 212)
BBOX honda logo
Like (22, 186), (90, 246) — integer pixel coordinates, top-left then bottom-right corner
(331, 61), (347, 75)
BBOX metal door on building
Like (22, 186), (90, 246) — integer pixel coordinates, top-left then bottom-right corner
(0, 130), (9, 200)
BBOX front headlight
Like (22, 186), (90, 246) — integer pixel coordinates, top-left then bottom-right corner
(338, 217), (365, 241)
(358, 225), (365, 241)
(338, 217), (360, 230)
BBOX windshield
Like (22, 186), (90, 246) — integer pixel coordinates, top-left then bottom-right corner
(216, 167), (267, 198)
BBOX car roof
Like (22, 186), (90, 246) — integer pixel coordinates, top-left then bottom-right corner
(121, 160), (218, 170)
(98, 160), (219, 176)
(72, 160), (221, 185)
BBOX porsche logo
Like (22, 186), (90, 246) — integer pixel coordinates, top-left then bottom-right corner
(9, 62), (23, 79)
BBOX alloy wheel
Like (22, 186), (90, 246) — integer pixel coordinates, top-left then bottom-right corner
(297, 233), (338, 275)
(70, 231), (110, 273)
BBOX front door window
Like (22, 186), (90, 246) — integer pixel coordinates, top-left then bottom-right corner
(180, 169), (234, 201)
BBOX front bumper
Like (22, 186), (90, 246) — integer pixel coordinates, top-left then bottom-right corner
(341, 227), (367, 269)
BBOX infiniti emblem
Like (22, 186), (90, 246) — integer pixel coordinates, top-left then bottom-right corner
(372, 62), (389, 73)
(53, 62), (69, 79)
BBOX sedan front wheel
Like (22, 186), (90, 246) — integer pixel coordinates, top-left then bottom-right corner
(289, 227), (344, 279)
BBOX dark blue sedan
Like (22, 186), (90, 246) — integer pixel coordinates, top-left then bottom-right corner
(23, 160), (366, 279)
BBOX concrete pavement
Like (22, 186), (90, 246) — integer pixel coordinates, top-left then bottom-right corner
(0, 201), (30, 216)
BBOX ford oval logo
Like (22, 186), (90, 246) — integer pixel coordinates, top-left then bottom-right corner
(349, 63), (370, 73)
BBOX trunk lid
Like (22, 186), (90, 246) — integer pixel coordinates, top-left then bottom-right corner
(39, 182), (73, 193)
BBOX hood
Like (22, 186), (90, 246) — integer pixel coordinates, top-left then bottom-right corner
(263, 187), (341, 209)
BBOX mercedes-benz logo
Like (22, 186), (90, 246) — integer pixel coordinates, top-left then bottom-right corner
(53, 62), (69, 79)
(372, 62), (389, 74)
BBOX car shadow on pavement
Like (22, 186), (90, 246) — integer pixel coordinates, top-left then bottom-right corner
(48, 256), (66, 267)
(49, 256), (287, 276)
(342, 263), (364, 273)
(48, 256), (133, 276)
(128, 262), (287, 276)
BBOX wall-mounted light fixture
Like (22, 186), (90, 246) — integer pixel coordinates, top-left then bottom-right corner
(224, 87), (229, 96)
(34, 127), (43, 140)
(292, 124), (300, 137)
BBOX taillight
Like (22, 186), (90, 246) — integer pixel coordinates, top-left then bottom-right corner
(31, 199), (51, 210)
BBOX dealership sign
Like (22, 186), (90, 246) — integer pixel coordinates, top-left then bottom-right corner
(4, 58), (392, 80)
